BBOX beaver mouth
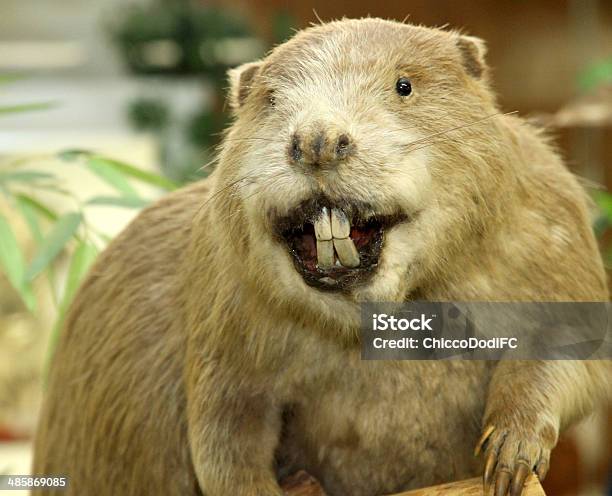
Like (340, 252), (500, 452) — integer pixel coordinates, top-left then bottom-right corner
(275, 199), (406, 291)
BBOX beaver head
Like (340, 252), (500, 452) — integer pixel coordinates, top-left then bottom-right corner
(210, 18), (513, 327)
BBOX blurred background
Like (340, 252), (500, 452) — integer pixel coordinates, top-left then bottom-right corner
(0, 0), (611, 494)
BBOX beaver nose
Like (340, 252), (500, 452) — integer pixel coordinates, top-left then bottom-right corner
(289, 130), (353, 168)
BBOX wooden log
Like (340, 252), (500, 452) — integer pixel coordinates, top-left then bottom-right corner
(397, 475), (545, 495)
(281, 472), (546, 496)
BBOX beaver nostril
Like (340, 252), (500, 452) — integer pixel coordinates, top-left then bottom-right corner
(336, 134), (351, 157)
(290, 134), (302, 162)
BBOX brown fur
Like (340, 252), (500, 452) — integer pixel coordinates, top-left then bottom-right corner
(33, 19), (610, 496)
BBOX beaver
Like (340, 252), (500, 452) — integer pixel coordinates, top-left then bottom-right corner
(33, 18), (610, 496)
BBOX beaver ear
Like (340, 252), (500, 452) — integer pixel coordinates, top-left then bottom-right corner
(227, 61), (262, 111)
(456, 35), (488, 79)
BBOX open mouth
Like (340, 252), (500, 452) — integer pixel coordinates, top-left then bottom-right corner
(276, 201), (406, 291)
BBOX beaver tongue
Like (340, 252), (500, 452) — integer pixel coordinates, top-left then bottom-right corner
(313, 208), (360, 269)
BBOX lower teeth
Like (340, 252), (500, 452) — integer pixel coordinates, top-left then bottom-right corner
(316, 239), (334, 269)
(333, 237), (360, 268)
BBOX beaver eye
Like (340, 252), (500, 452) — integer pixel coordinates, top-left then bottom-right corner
(395, 77), (412, 97)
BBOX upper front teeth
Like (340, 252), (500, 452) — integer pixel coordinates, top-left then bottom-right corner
(331, 208), (350, 238)
(313, 208), (360, 269)
(314, 207), (332, 240)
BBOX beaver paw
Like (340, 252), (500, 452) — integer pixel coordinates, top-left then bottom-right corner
(475, 421), (555, 496)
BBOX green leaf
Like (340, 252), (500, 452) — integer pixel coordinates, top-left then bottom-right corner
(86, 157), (140, 198)
(0, 170), (55, 183)
(593, 191), (612, 221)
(57, 149), (92, 162)
(16, 196), (58, 305)
(96, 232), (113, 244)
(26, 212), (82, 281)
(593, 215), (609, 238)
(46, 241), (98, 379)
(16, 196), (43, 243)
(0, 73), (24, 85)
(58, 150), (178, 191)
(0, 102), (56, 115)
(0, 214), (36, 310)
(87, 195), (149, 209)
(0, 215), (24, 286)
(15, 194), (58, 221)
(89, 155), (178, 191)
(579, 59), (612, 92)
(61, 241), (98, 310)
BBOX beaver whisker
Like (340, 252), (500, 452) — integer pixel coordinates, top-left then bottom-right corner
(199, 163), (299, 222)
(410, 138), (468, 153)
(349, 154), (430, 176)
(404, 133), (479, 155)
(402, 111), (506, 149)
(403, 110), (517, 151)
(423, 105), (483, 124)
(198, 153), (318, 220)
(200, 127), (475, 221)
(228, 174), (283, 204)
(222, 136), (285, 144)
(226, 187), (274, 221)
(194, 170), (262, 218)
(224, 173), (297, 223)
(197, 155), (221, 174)
(195, 138), (284, 176)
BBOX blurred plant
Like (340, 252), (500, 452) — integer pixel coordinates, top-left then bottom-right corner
(0, 73), (183, 378)
(108, 2), (262, 182)
(0, 75), (55, 115)
(186, 108), (228, 150)
(1, 149), (177, 361)
(126, 95), (228, 183)
(575, 56), (612, 269)
(110, 2), (259, 78)
(127, 97), (171, 133)
(108, 1), (297, 183)
(0, 89), (178, 361)
(272, 10), (298, 44)
(579, 58), (612, 93)
(593, 191), (612, 267)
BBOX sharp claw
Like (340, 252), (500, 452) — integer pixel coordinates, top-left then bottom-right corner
(475, 425), (496, 456)
(484, 452), (497, 491)
(510, 462), (530, 496)
(495, 470), (511, 496)
(536, 460), (549, 481)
